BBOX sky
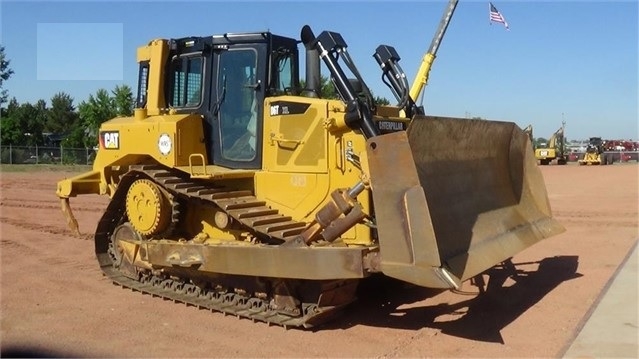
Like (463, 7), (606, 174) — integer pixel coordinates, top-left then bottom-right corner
(1, 0), (637, 141)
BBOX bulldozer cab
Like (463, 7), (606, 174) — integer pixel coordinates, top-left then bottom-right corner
(587, 137), (604, 153)
(152, 34), (300, 170)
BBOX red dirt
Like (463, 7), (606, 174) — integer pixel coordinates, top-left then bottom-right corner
(1, 164), (637, 358)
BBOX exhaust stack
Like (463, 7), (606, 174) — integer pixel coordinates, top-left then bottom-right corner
(300, 25), (320, 98)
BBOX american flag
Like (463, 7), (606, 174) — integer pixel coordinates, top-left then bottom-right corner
(489, 2), (510, 30)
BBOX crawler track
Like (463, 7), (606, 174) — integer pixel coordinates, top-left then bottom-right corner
(94, 164), (355, 328)
(101, 266), (352, 328)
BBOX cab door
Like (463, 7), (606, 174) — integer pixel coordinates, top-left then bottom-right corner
(210, 45), (265, 169)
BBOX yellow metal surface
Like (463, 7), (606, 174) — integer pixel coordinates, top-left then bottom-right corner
(328, 132), (373, 244)
(183, 203), (245, 243)
(176, 164), (256, 180)
(535, 123), (565, 163)
(262, 97), (329, 173)
(111, 223), (152, 270)
(56, 170), (102, 198)
(409, 52), (435, 103)
(125, 179), (171, 236)
(367, 115), (565, 288)
(535, 148), (557, 160)
(579, 152), (602, 165)
(374, 105), (402, 118)
(255, 96), (374, 245)
(94, 113), (207, 169)
(136, 39), (169, 114)
(60, 198), (80, 236)
(56, 170), (103, 234)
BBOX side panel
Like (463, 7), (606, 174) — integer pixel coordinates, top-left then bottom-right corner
(261, 97), (329, 173)
(256, 96), (373, 244)
(256, 97), (331, 222)
(96, 113), (207, 168)
(255, 172), (330, 218)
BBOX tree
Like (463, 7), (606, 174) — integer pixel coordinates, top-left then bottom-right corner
(0, 45), (14, 108)
(65, 85), (132, 148)
(301, 76), (392, 106)
(62, 125), (89, 149)
(77, 88), (116, 147)
(28, 99), (48, 145)
(47, 92), (78, 134)
(0, 99), (48, 146)
(112, 84), (134, 116)
(319, 75), (338, 99)
(299, 76), (338, 99)
(319, 76), (394, 106)
(374, 96), (390, 106)
(1, 97), (23, 145)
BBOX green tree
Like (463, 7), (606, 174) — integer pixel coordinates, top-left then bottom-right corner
(112, 84), (134, 116)
(77, 88), (116, 147)
(319, 75), (338, 99)
(1, 100), (48, 146)
(28, 99), (48, 145)
(47, 92), (78, 134)
(374, 96), (390, 106)
(0, 45), (14, 108)
(62, 125), (89, 149)
(302, 76), (391, 107)
(300, 75), (338, 99)
(1, 97), (24, 145)
(65, 85), (132, 148)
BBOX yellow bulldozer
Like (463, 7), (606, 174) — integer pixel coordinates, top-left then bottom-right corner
(56, 6), (564, 328)
(535, 122), (567, 165)
(578, 136), (608, 165)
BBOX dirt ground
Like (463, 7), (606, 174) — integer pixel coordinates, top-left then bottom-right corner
(1, 163), (637, 358)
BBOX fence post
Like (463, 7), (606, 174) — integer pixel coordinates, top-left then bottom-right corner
(35, 144), (39, 164)
(9, 144), (12, 164)
(86, 147), (89, 165)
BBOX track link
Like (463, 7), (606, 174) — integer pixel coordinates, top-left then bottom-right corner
(102, 267), (348, 328)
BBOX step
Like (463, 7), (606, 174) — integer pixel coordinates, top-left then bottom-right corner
(254, 220), (307, 234)
(229, 207), (279, 219)
(243, 214), (292, 227)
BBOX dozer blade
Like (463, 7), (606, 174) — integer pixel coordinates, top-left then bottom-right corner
(366, 115), (565, 289)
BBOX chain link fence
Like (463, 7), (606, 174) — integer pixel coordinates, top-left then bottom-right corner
(0, 145), (96, 165)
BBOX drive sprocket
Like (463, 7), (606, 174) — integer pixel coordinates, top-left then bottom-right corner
(125, 178), (171, 236)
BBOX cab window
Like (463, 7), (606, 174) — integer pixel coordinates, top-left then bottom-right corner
(275, 52), (293, 94)
(270, 48), (297, 95)
(169, 56), (203, 107)
(136, 61), (149, 107)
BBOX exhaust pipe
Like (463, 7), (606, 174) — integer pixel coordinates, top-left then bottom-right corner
(300, 25), (320, 98)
